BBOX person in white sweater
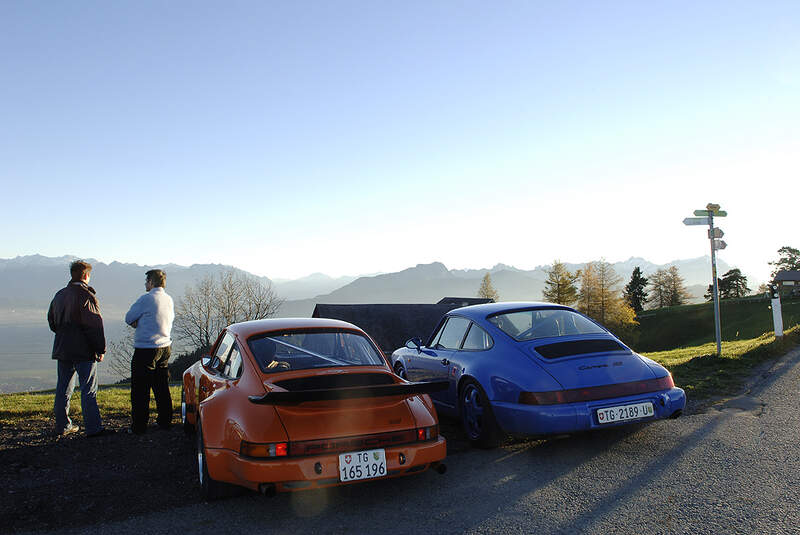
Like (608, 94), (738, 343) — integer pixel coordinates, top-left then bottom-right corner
(125, 269), (175, 434)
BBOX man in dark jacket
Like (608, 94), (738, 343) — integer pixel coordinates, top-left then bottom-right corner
(48, 260), (112, 437)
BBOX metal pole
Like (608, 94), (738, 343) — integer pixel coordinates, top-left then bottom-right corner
(708, 214), (722, 356)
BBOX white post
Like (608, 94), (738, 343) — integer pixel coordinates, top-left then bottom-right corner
(772, 297), (784, 337)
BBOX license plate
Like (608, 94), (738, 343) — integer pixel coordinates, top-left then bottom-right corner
(596, 401), (654, 424)
(338, 449), (387, 482)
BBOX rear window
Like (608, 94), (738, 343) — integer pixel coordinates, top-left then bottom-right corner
(248, 328), (385, 374)
(488, 308), (606, 341)
(534, 339), (628, 359)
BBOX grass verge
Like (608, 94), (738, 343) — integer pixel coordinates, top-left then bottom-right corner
(0, 384), (181, 429)
(643, 325), (800, 400)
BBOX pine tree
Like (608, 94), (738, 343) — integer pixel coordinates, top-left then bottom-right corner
(721, 269), (749, 298)
(542, 260), (580, 305)
(477, 273), (499, 301)
(769, 246), (800, 280)
(623, 267), (648, 315)
(707, 269), (750, 300)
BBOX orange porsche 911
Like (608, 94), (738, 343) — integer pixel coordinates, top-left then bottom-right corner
(182, 318), (448, 500)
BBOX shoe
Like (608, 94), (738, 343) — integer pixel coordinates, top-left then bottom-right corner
(86, 428), (116, 438)
(55, 423), (80, 436)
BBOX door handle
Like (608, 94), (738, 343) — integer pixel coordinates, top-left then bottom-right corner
(441, 359), (450, 366)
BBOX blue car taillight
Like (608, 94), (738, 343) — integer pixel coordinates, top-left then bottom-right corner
(519, 375), (675, 405)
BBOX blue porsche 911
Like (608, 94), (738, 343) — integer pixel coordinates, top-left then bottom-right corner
(391, 302), (685, 448)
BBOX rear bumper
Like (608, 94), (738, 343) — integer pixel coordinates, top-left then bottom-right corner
(206, 436), (447, 492)
(492, 387), (686, 436)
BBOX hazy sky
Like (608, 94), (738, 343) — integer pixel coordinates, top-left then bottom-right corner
(2, 1), (798, 283)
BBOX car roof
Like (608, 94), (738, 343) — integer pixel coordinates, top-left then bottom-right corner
(446, 301), (575, 320)
(226, 317), (364, 338)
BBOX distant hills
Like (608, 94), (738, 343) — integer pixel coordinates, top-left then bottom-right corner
(0, 254), (738, 318)
(277, 257), (735, 317)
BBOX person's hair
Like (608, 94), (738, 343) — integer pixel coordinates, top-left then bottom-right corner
(69, 260), (92, 282)
(146, 269), (166, 288)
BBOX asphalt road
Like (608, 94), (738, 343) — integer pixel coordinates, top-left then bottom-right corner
(25, 348), (800, 535)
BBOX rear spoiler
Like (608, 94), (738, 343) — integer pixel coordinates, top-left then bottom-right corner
(248, 380), (449, 405)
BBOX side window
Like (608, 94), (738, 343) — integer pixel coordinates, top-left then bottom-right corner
(462, 323), (494, 351)
(429, 319), (447, 348)
(223, 343), (243, 379)
(213, 332), (235, 373)
(436, 317), (470, 350)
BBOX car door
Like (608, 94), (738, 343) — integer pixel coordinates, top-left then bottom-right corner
(415, 316), (471, 407)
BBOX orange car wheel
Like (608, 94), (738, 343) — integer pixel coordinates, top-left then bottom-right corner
(196, 418), (237, 501)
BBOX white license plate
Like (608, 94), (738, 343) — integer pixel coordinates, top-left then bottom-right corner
(596, 401), (654, 424)
(338, 449), (387, 482)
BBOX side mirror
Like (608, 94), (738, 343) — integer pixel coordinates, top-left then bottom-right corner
(201, 355), (212, 368)
(405, 337), (422, 351)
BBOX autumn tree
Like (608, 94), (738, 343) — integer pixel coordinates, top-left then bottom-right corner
(623, 267), (648, 315)
(477, 273), (499, 302)
(174, 268), (283, 352)
(648, 266), (690, 308)
(577, 260), (637, 332)
(542, 260), (580, 305)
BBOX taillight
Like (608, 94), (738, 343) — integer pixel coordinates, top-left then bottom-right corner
(240, 441), (289, 458)
(416, 425), (438, 441)
(518, 375), (675, 405)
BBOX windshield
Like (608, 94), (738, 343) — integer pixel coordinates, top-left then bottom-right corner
(248, 329), (386, 373)
(488, 308), (606, 341)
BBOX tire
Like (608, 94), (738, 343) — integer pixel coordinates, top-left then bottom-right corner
(394, 362), (408, 380)
(181, 386), (194, 434)
(196, 419), (236, 500)
(459, 379), (503, 449)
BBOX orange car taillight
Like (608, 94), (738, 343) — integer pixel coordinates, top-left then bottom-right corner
(416, 425), (438, 441)
(240, 441), (288, 458)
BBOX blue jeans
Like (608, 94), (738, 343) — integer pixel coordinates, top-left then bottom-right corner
(54, 360), (102, 435)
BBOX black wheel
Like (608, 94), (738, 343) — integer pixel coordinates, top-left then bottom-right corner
(181, 386), (194, 434)
(459, 379), (502, 449)
(394, 362), (408, 380)
(196, 419), (236, 500)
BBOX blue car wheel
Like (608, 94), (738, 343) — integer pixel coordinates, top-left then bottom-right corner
(460, 379), (502, 449)
(393, 362), (407, 380)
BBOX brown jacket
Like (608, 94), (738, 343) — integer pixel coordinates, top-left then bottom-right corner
(48, 281), (106, 361)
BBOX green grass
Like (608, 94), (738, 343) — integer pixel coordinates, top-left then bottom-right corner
(643, 324), (800, 400)
(635, 295), (800, 352)
(0, 384), (181, 428)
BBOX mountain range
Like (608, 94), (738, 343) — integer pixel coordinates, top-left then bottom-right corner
(0, 254), (741, 393)
(0, 254), (739, 318)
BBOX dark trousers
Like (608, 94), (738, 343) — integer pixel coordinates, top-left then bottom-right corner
(131, 346), (172, 433)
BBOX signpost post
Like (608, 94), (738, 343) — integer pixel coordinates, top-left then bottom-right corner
(683, 203), (727, 356)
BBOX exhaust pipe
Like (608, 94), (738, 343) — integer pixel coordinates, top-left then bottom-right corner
(669, 410), (682, 419)
(259, 483), (276, 497)
(433, 462), (447, 475)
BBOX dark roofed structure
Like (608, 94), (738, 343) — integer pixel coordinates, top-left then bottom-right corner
(312, 300), (486, 354)
(774, 270), (800, 283)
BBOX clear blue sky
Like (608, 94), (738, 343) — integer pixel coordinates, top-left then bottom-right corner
(2, 1), (798, 283)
